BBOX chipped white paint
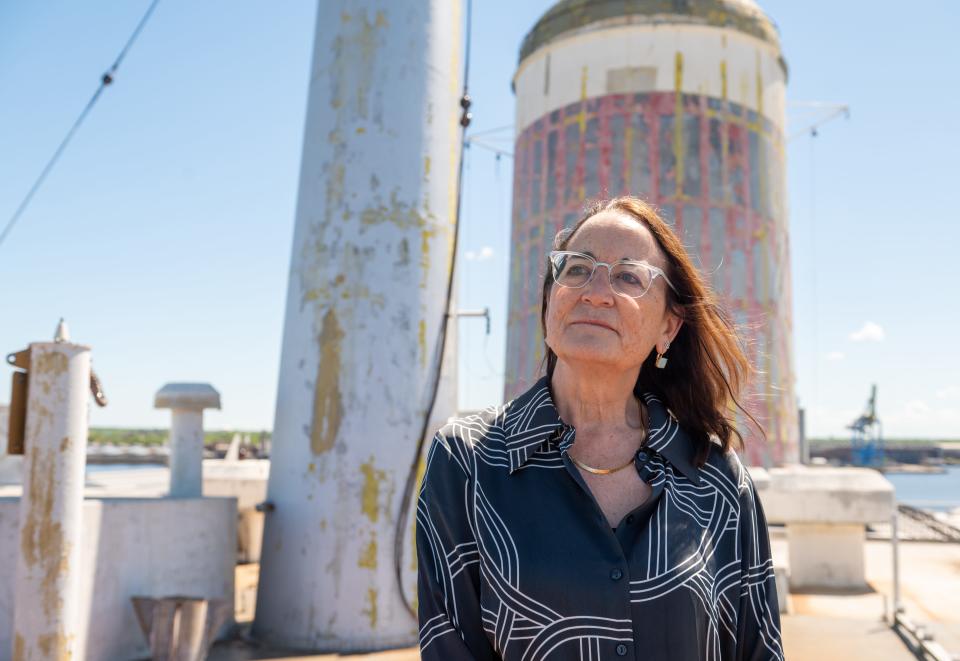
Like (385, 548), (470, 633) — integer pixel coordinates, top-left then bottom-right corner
(154, 383), (221, 498)
(13, 341), (90, 661)
(0, 496), (236, 660)
(254, 0), (462, 651)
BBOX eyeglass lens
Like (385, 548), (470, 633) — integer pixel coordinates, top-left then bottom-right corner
(551, 254), (654, 297)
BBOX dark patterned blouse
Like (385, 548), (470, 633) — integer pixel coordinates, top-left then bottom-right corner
(416, 377), (783, 660)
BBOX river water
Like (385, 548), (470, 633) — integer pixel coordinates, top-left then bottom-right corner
(884, 465), (960, 512)
(88, 461), (960, 511)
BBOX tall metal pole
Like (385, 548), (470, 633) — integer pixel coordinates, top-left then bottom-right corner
(891, 508), (901, 619)
(13, 342), (91, 661)
(254, 0), (463, 651)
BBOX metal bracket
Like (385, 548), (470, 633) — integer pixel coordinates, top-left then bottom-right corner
(455, 307), (491, 335)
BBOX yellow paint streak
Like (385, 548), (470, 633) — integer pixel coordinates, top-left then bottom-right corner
(423, 156), (431, 177)
(12, 633), (24, 661)
(358, 535), (378, 569)
(720, 60), (728, 102)
(358, 12), (384, 115)
(418, 319), (427, 368)
(576, 65), (589, 198)
(37, 632), (72, 660)
(755, 50), (764, 117)
(721, 59), (731, 205)
(355, 126), (366, 134)
(673, 51), (685, 198)
(360, 190), (431, 230)
(445, 0), (462, 267)
(20, 445), (71, 620)
(330, 164), (345, 202)
(34, 352), (68, 377)
(360, 457), (386, 522)
(755, 50), (768, 210)
(420, 228), (434, 284)
(362, 587), (378, 628)
(311, 308), (345, 454)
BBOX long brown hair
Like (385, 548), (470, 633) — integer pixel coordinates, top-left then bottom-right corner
(540, 196), (761, 464)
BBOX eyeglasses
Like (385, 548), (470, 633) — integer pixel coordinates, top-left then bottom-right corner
(548, 250), (677, 299)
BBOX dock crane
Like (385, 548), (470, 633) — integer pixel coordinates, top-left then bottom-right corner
(848, 384), (884, 466)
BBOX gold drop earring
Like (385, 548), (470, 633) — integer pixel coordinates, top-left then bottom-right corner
(655, 341), (670, 369)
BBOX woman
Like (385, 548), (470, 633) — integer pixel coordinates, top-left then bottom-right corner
(416, 197), (783, 660)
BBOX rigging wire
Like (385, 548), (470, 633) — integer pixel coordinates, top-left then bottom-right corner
(0, 0), (162, 249)
(393, 0), (474, 620)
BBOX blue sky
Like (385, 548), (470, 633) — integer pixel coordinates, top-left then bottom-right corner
(1, 1), (958, 439)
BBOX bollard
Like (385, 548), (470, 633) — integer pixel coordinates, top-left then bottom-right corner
(12, 341), (91, 661)
(154, 383), (220, 498)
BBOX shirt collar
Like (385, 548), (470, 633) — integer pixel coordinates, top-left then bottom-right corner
(503, 377), (702, 484)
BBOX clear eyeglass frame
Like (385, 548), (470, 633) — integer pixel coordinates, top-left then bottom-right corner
(548, 250), (678, 299)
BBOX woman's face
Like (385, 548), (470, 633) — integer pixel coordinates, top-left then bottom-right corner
(544, 211), (682, 374)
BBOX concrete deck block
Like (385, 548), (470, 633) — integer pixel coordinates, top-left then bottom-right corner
(762, 466), (894, 525)
(787, 523), (866, 590)
(759, 466), (894, 591)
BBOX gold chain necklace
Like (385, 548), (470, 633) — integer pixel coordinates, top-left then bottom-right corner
(569, 453), (636, 475)
(568, 399), (648, 476)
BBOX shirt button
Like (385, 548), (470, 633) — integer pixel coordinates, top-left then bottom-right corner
(626, 515), (635, 524)
(636, 450), (649, 462)
(610, 568), (623, 580)
(616, 643), (629, 656)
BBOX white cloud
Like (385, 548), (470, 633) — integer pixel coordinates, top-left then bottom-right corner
(849, 321), (885, 342)
(904, 399), (931, 416)
(826, 351), (845, 361)
(463, 246), (494, 262)
(936, 385), (960, 400)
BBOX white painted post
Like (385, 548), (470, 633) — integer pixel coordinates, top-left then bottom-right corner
(13, 341), (91, 661)
(254, 0), (463, 651)
(154, 383), (221, 498)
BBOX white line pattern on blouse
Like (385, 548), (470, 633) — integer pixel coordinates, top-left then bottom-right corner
(417, 378), (784, 660)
